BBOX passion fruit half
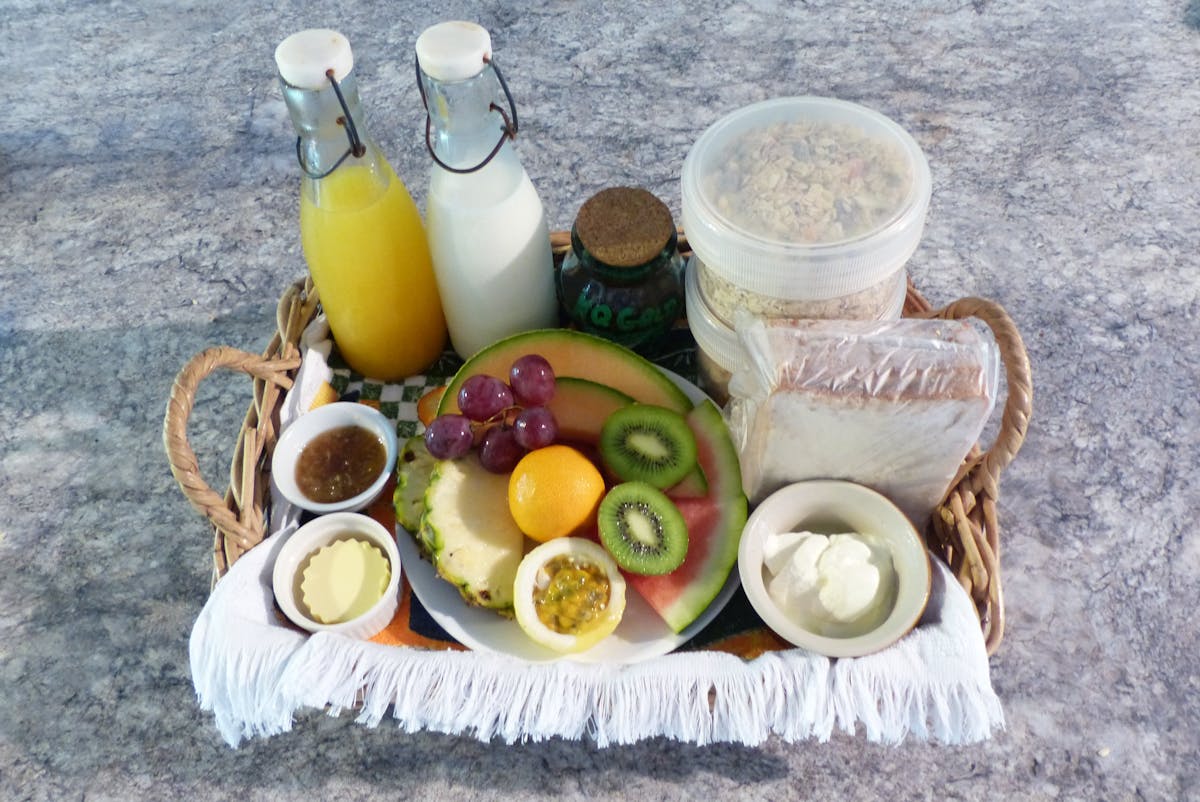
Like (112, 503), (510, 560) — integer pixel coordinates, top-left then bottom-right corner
(513, 537), (627, 654)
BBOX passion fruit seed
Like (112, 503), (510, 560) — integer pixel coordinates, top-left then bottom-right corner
(534, 556), (612, 635)
(514, 537), (627, 653)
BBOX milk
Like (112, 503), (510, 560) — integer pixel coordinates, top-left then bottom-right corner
(425, 145), (557, 359)
(415, 21), (558, 359)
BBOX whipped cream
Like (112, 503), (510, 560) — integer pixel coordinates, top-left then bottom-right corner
(762, 530), (896, 638)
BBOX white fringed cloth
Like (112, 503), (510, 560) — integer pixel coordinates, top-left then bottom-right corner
(189, 517), (1003, 748)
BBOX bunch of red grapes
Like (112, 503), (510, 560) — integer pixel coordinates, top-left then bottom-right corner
(424, 354), (559, 473)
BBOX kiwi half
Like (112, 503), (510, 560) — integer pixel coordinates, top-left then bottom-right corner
(598, 481), (688, 575)
(598, 404), (698, 490)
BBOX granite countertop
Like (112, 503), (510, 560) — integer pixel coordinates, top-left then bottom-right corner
(3, 1), (1198, 799)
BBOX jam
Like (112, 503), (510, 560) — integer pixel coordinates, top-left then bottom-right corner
(294, 424), (386, 503)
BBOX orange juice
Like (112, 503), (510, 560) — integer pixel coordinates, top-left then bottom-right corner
(300, 159), (446, 380)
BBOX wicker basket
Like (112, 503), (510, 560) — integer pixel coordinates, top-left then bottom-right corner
(163, 233), (1031, 655)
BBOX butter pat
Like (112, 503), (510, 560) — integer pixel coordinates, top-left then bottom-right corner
(300, 537), (391, 624)
(763, 530), (896, 638)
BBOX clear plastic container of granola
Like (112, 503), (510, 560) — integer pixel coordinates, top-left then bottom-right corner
(692, 254), (906, 328)
(686, 258), (906, 406)
(680, 97), (930, 322)
(684, 261), (741, 405)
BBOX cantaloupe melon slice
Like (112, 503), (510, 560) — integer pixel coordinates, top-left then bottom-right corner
(546, 378), (633, 443)
(437, 329), (692, 417)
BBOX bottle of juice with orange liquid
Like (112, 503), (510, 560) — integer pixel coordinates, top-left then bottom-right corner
(276, 29), (446, 380)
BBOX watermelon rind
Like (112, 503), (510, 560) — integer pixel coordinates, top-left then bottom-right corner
(625, 399), (748, 633)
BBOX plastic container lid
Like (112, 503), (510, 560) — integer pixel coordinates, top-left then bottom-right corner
(680, 97), (931, 301)
(275, 29), (355, 89)
(416, 21), (492, 82)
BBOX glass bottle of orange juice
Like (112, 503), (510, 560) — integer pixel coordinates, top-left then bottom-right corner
(275, 29), (446, 380)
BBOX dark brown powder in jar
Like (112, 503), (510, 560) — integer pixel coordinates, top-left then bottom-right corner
(295, 425), (386, 503)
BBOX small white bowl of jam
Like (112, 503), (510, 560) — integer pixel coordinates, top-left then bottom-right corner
(272, 511), (401, 639)
(272, 402), (398, 515)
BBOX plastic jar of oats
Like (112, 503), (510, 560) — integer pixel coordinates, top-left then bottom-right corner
(680, 97), (930, 326)
(684, 261), (741, 405)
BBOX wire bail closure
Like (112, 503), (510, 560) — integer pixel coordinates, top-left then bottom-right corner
(295, 70), (367, 180)
(415, 54), (518, 175)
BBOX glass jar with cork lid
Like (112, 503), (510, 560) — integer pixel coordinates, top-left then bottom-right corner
(556, 187), (685, 352)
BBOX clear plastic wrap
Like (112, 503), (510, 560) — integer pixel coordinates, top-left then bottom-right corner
(727, 315), (1000, 529)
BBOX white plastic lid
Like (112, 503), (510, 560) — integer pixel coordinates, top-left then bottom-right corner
(275, 29), (354, 89)
(416, 21), (492, 82)
(681, 97), (932, 301)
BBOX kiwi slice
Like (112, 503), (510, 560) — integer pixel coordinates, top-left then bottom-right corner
(598, 404), (698, 490)
(598, 481), (689, 575)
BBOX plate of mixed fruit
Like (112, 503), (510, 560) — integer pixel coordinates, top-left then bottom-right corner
(393, 329), (748, 664)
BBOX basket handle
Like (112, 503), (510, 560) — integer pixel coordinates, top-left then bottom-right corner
(920, 296), (1033, 485)
(162, 346), (302, 554)
(916, 296), (1032, 655)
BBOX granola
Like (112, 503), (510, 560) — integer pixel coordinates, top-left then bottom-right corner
(696, 259), (905, 325)
(702, 119), (913, 244)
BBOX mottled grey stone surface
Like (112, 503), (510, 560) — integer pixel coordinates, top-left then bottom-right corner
(2, 0), (1198, 799)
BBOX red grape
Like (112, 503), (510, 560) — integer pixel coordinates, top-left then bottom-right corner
(508, 354), (556, 406)
(478, 426), (525, 473)
(424, 414), (474, 459)
(512, 406), (558, 450)
(458, 375), (514, 422)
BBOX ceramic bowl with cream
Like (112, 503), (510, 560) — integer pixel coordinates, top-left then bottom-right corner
(271, 511), (402, 640)
(272, 401), (398, 514)
(738, 479), (931, 658)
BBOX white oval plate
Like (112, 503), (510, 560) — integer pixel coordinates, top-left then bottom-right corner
(395, 370), (741, 664)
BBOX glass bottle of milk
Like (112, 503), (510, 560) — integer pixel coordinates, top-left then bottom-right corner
(415, 21), (558, 359)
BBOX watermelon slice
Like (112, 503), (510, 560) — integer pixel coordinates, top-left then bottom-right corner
(623, 400), (748, 633)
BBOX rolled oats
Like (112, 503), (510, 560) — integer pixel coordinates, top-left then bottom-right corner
(703, 119), (913, 244)
(696, 258), (904, 325)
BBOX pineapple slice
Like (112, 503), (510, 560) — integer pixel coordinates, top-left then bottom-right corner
(394, 435), (436, 549)
(420, 457), (525, 616)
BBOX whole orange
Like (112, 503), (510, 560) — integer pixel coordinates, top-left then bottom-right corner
(507, 445), (606, 543)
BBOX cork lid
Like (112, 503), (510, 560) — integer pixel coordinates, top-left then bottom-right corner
(575, 187), (675, 268)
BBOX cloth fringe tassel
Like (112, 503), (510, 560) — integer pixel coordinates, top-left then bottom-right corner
(189, 534), (1003, 749)
(188, 558), (306, 746)
(193, 621), (1003, 749)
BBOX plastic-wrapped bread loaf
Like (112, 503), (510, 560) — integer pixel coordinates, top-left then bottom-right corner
(726, 315), (999, 530)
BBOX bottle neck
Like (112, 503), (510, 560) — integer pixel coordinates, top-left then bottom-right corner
(281, 72), (383, 179)
(419, 65), (510, 170)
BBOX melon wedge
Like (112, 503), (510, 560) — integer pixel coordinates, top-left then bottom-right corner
(623, 400), (747, 633)
(437, 329), (692, 416)
(666, 464), (709, 499)
(547, 378), (633, 443)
